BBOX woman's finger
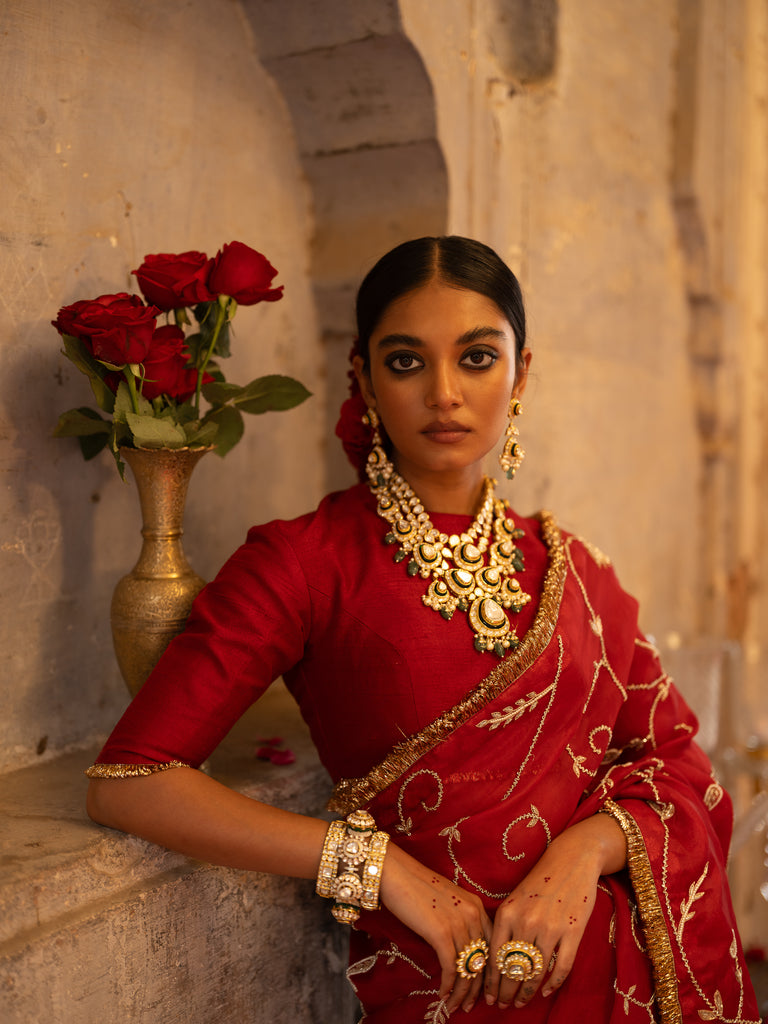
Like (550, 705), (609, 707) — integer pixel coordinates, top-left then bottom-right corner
(457, 927), (494, 1014)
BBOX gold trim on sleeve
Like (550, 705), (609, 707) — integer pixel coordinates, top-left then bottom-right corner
(328, 512), (566, 814)
(600, 798), (682, 1024)
(85, 759), (191, 778)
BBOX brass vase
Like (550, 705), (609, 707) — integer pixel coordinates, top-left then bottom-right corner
(111, 445), (211, 697)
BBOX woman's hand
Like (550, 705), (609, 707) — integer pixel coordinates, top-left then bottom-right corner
(380, 843), (493, 1015)
(484, 814), (627, 1010)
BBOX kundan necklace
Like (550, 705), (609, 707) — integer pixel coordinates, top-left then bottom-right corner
(364, 412), (531, 657)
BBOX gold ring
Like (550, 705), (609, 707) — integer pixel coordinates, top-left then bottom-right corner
(455, 938), (489, 979)
(496, 940), (544, 982)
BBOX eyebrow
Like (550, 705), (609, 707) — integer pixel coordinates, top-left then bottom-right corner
(375, 325), (507, 350)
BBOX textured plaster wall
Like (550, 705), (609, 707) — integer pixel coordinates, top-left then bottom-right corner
(0, 0), (323, 772)
(401, 0), (699, 646)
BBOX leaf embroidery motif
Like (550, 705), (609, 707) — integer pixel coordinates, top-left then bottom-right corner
(425, 999), (449, 1023)
(623, 984), (636, 1014)
(439, 824), (462, 842)
(698, 990), (724, 1020)
(347, 955), (377, 977)
(677, 863), (709, 943)
(477, 687), (553, 729)
(566, 744), (588, 776)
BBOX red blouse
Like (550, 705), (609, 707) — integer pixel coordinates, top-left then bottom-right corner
(96, 483), (548, 781)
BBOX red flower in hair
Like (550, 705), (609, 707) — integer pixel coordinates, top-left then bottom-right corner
(335, 341), (378, 481)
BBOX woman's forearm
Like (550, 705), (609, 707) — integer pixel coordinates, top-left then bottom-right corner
(86, 767), (329, 879)
(552, 811), (628, 876)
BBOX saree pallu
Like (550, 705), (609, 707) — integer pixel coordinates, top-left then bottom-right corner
(330, 525), (759, 1023)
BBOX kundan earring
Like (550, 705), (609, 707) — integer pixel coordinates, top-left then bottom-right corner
(363, 406), (391, 483)
(499, 397), (525, 479)
(363, 406), (382, 447)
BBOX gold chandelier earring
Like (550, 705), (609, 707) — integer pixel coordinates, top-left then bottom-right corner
(499, 397), (525, 479)
(363, 406), (392, 484)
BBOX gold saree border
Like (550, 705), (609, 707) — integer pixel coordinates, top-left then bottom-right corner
(328, 511), (566, 815)
(601, 798), (682, 1024)
(85, 760), (190, 778)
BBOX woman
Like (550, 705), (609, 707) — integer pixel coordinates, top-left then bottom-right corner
(87, 237), (758, 1022)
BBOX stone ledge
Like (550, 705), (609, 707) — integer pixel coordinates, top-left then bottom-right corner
(0, 683), (359, 1023)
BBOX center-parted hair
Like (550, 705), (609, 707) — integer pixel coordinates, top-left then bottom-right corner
(355, 236), (527, 369)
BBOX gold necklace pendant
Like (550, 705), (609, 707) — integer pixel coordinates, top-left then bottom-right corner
(366, 444), (531, 657)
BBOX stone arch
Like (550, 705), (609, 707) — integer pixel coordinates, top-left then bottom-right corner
(241, 0), (449, 486)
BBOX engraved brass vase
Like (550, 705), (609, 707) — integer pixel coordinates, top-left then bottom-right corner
(111, 445), (211, 697)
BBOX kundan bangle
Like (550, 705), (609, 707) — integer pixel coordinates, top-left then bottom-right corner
(316, 810), (390, 925)
(360, 830), (390, 910)
(316, 819), (347, 898)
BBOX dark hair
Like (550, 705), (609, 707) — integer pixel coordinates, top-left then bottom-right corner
(355, 236), (526, 370)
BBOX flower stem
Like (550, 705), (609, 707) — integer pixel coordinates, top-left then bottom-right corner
(195, 297), (229, 415)
(122, 367), (141, 415)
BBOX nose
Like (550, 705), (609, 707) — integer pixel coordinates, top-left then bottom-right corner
(425, 361), (462, 409)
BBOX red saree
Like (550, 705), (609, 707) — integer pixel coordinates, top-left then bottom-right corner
(91, 486), (758, 1022)
(329, 517), (758, 1023)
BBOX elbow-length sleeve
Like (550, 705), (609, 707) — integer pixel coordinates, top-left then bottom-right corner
(91, 520), (312, 771)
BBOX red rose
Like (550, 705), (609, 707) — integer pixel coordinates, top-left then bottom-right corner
(140, 324), (211, 402)
(335, 390), (374, 481)
(207, 241), (284, 305)
(52, 293), (158, 366)
(132, 251), (215, 310)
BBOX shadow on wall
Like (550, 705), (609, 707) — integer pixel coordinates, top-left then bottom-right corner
(243, 0), (450, 491)
(1, 324), (128, 771)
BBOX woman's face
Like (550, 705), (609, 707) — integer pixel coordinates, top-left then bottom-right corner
(354, 279), (531, 486)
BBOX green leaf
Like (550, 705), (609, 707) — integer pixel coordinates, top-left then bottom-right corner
(172, 401), (199, 425)
(233, 375), (312, 415)
(183, 420), (219, 447)
(112, 382), (133, 423)
(60, 335), (116, 413)
(203, 405), (244, 457)
(183, 331), (205, 365)
(113, 381), (152, 422)
(125, 412), (188, 449)
(201, 380), (241, 407)
(53, 406), (111, 438)
(61, 334), (102, 378)
(87, 375), (116, 413)
(79, 432), (111, 460)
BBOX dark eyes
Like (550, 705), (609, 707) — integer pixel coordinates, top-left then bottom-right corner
(461, 349), (497, 369)
(384, 348), (498, 374)
(387, 352), (424, 372)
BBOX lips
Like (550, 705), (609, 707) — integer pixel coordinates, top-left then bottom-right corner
(421, 420), (471, 443)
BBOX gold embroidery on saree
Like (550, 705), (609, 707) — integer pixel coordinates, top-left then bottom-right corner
(328, 512), (567, 815)
(85, 759), (190, 778)
(396, 769), (443, 836)
(601, 798), (683, 1024)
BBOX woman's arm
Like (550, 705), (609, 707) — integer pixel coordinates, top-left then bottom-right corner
(484, 812), (627, 1010)
(87, 768), (329, 878)
(87, 769), (493, 1015)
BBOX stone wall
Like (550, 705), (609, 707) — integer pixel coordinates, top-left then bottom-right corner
(1, 0), (324, 773)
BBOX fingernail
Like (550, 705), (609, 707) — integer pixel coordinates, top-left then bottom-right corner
(484, 994), (495, 1006)
(514, 1000), (525, 1008)
(542, 988), (552, 998)
(463, 1003), (474, 1013)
